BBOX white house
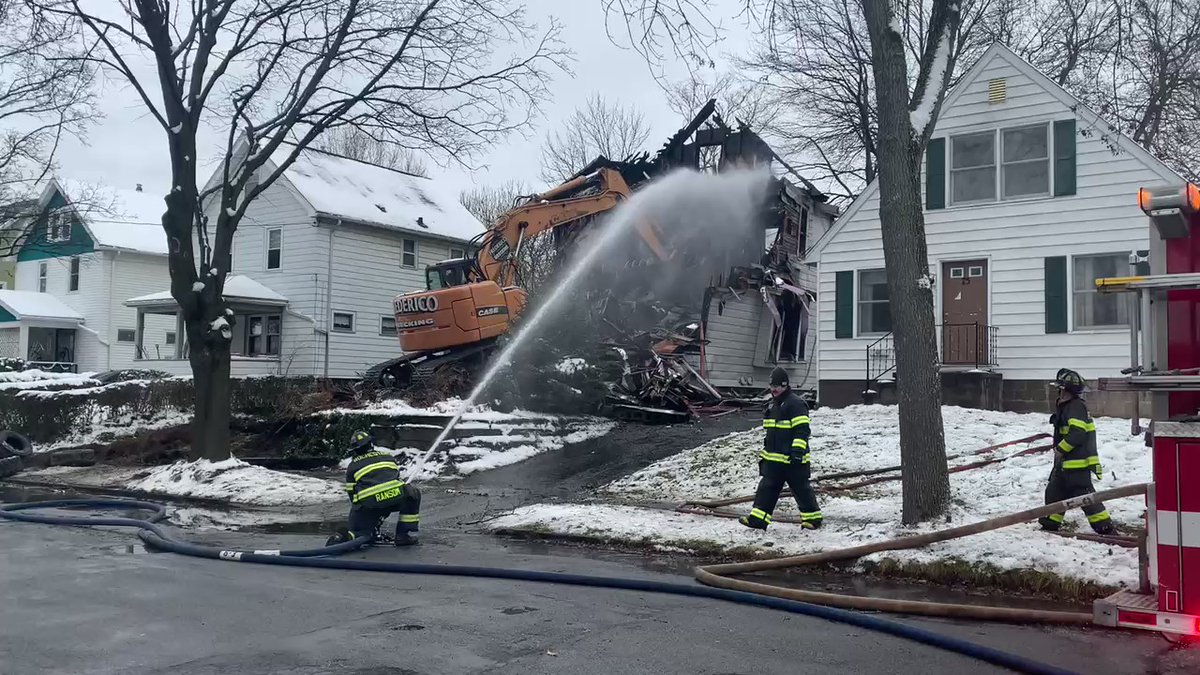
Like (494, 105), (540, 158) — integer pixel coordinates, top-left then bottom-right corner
(7, 180), (173, 373)
(127, 144), (485, 379)
(807, 43), (1182, 415)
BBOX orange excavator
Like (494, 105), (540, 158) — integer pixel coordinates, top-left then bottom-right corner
(365, 167), (672, 388)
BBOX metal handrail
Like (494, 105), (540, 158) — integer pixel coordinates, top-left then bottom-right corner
(863, 322), (999, 395)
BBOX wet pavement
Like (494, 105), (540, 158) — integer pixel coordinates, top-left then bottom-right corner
(4, 415), (1200, 673)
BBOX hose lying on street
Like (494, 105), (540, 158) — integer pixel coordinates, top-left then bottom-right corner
(0, 497), (1082, 675)
(694, 483), (1150, 624)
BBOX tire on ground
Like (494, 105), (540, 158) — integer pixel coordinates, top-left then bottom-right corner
(0, 431), (34, 458)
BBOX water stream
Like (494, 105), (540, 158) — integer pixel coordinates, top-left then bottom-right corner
(406, 168), (770, 482)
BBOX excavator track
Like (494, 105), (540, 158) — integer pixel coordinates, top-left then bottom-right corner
(365, 339), (500, 392)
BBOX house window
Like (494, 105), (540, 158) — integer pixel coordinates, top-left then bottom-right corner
(47, 209), (71, 242)
(38, 262), (47, 292)
(449, 247), (466, 260)
(266, 228), (282, 270)
(950, 132), (996, 204)
(117, 329), (136, 342)
(1001, 124), (1049, 198)
(380, 316), (397, 336)
(165, 331), (177, 345)
(401, 239), (417, 268)
(1073, 253), (1131, 328)
(332, 311), (355, 333)
(68, 256), (80, 292)
(246, 315), (282, 356)
(857, 269), (892, 335)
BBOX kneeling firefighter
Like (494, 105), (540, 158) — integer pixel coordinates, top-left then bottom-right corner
(739, 367), (823, 530)
(326, 430), (422, 547)
(1038, 369), (1116, 535)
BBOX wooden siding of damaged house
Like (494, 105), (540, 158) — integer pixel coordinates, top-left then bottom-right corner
(811, 45), (1179, 397)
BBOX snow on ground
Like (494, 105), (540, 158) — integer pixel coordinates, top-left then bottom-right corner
(323, 397), (567, 422)
(0, 370), (99, 390)
(33, 410), (192, 453)
(125, 458), (345, 506)
(491, 404), (1152, 589)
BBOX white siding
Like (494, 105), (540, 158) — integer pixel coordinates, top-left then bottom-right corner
(704, 293), (818, 392)
(816, 49), (1176, 383)
(16, 252), (112, 371)
(109, 253), (172, 369)
(220, 179), (325, 376)
(325, 222), (460, 378)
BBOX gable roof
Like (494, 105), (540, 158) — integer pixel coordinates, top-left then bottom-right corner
(806, 42), (1185, 261)
(0, 289), (84, 322)
(266, 144), (484, 244)
(37, 179), (169, 256)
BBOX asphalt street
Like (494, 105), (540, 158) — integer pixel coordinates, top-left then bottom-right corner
(3, 516), (1200, 675)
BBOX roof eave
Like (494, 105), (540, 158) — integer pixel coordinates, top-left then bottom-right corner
(314, 213), (479, 246)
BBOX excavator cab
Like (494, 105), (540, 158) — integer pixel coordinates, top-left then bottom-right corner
(425, 258), (482, 290)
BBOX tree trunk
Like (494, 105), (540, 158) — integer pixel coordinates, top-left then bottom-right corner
(189, 337), (232, 461)
(863, 0), (951, 525)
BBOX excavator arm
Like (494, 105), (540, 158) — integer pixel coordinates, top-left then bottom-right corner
(474, 167), (671, 287)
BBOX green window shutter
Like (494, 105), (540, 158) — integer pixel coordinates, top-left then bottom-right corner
(1045, 256), (1068, 334)
(925, 137), (946, 210)
(1053, 119), (1077, 197)
(835, 271), (854, 339)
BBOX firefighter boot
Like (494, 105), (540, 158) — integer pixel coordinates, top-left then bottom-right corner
(325, 527), (353, 546)
(394, 531), (419, 547)
(738, 514), (769, 530)
(1038, 515), (1063, 531)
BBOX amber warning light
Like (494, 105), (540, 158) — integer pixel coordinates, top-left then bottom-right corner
(1138, 183), (1200, 215)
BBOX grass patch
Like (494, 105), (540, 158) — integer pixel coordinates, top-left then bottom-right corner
(861, 556), (1117, 603)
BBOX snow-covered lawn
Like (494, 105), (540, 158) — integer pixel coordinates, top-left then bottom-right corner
(490, 404), (1151, 590)
(127, 458), (345, 506)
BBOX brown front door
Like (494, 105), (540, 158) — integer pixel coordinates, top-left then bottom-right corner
(941, 259), (988, 365)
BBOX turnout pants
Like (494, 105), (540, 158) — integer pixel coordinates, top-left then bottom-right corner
(747, 460), (822, 528)
(348, 484), (421, 540)
(1041, 466), (1111, 533)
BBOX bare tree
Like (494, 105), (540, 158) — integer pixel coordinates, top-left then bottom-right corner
(860, 0), (961, 524)
(37, 0), (563, 460)
(460, 179), (533, 226)
(540, 94), (651, 183)
(315, 126), (429, 177)
(664, 70), (783, 132)
(0, 2), (95, 211)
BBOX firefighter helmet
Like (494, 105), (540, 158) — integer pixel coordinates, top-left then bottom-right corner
(349, 430), (374, 453)
(1053, 369), (1086, 395)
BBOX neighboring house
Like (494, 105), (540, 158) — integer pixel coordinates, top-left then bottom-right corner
(126, 144), (484, 379)
(0, 290), (84, 368)
(807, 43), (1181, 415)
(10, 180), (171, 373)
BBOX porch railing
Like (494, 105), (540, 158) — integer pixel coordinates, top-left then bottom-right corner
(27, 361), (78, 374)
(863, 322), (999, 395)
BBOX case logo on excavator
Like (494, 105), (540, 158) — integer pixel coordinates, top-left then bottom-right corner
(476, 306), (507, 318)
(395, 295), (439, 314)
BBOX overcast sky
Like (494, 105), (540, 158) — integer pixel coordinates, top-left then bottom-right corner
(54, 1), (755, 201)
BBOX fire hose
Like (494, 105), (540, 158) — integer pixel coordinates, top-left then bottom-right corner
(0, 497), (1086, 675)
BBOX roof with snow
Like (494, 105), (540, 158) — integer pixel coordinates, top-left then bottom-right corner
(125, 275), (288, 308)
(0, 290), (85, 323)
(44, 179), (170, 256)
(270, 145), (485, 243)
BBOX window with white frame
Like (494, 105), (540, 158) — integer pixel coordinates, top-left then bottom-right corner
(950, 124), (1050, 205)
(1001, 125), (1050, 198)
(47, 208), (71, 242)
(1073, 253), (1131, 328)
(266, 228), (282, 270)
(332, 311), (355, 333)
(38, 262), (47, 292)
(380, 316), (397, 336)
(401, 239), (417, 268)
(165, 331), (177, 345)
(68, 256), (80, 292)
(449, 246), (466, 260)
(117, 329), (136, 342)
(950, 132), (996, 204)
(857, 269), (892, 335)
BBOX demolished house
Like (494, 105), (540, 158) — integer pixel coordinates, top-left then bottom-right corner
(562, 101), (837, 418)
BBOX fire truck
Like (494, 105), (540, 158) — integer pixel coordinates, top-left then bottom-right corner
(1092, 181), (1200, 640)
